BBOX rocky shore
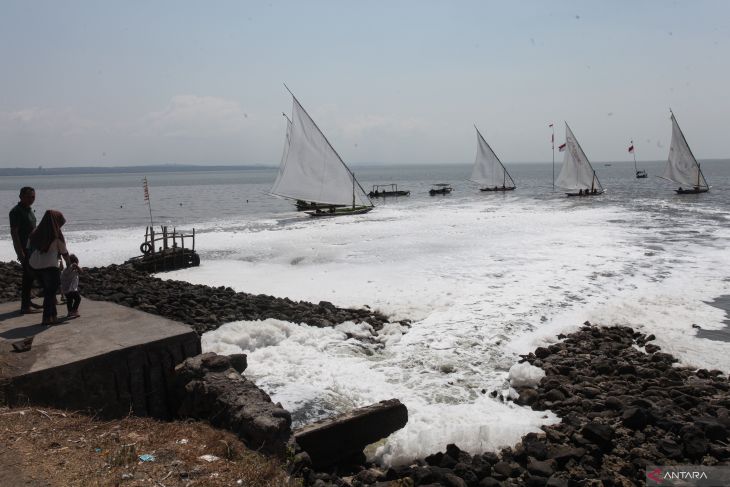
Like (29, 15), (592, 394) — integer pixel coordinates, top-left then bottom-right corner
(0, 261), (402, 335)
(296, 325), (730, 486)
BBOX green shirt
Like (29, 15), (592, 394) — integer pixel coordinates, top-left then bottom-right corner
(9, 203), (36, 250)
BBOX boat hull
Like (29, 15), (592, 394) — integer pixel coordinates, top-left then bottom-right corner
(675, 188), (709, 194)
(305, 206), (374, 217)
(566, 190), (605, 197)
(480, 187), (516, 192)
(368, 191), (411, 198)
(636, 171), (648, 179)
(429, 189), (453, 196)
(296, 200), (345, 212)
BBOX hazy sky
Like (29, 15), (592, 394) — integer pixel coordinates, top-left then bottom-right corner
(1, 1), (728, 167)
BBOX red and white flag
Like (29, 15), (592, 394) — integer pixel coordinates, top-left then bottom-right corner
(558, 143), (566, 152)
(628, 143), (634, 153)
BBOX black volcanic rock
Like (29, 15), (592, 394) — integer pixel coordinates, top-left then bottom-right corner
(0, 261), (406, 337)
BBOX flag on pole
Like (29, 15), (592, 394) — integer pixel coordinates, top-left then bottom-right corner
(628, 143), (634, 153)
(558, 143), (566, 152)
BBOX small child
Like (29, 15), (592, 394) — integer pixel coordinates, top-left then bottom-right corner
(60, 254), (82, 318)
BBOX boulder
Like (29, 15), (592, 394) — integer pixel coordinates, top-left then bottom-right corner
(174, 353), (291, 456)
(294, 399), (408, 469)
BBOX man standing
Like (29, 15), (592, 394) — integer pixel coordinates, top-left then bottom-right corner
(9, 186), (37, 313)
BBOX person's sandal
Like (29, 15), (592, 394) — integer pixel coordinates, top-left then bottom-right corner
(12, 337), (34, 352)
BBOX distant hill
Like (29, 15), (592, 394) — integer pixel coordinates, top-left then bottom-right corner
(0, 164), (276, 177)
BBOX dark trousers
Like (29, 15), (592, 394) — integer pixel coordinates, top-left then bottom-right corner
(21, 256), (34, 310)
(65, 291), (81, 313)
(36, 267), (60, 321)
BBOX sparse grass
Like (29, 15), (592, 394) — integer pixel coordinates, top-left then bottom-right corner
(0, 407), (298, 487)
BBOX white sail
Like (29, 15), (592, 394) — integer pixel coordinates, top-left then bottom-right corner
(469, 127), (515, 188)
(271, 116), (292, 192)
(662, 113), (708, 189)
(270, 95), (372, 207)
(555, 123), (603, 192)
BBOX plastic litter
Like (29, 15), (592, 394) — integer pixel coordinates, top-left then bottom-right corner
(138, 454), (155, 462)
(198, 454), (220, 463)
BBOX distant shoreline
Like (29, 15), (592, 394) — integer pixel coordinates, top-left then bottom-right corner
(2, 158), (728, 178)
(1, 158), (727, 178)
(0, 164), (276, 177)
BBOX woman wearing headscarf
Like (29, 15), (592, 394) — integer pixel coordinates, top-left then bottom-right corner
(28, 210), (70, 325)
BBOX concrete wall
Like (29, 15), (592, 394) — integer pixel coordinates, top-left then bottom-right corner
(4, 332), (201, 419)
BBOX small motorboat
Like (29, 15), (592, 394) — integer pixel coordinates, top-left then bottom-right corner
(429, 183), (453, 196)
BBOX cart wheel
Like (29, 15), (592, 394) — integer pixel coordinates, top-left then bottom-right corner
(140, 242), (152, 255)
(191, 253), (200, 266)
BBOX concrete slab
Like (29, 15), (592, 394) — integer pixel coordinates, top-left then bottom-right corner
(0, 299), (201, 418)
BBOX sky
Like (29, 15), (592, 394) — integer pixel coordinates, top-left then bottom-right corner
(1, 0), (728, 167)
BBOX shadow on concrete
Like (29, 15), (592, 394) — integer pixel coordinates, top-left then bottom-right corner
(0, 323), (50, 340)
(0, 309), (23, 322)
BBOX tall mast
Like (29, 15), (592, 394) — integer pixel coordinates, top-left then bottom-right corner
(551, 123), (555, 191)
(591, 171), (595, 192)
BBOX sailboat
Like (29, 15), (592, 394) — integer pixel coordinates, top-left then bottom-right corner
(629, 140), (647, 178)
(469, 126), (516, 192)
(555, 123), (604, 197)
(270, 89), (374, 216)
(660, 111), (709, 194)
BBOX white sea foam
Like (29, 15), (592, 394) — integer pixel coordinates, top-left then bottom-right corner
(191, 195), (730, 464)
(508, 362), (545, 388)
(3, 191), (729, 464)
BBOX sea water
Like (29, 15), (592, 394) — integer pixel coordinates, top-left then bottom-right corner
(1, 160), (729, 464)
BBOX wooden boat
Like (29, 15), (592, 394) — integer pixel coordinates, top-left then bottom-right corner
(675, 187), (709, 194)
(555, 123), (605, 197)
(469, 126), (516, 192)
(270, 87), (374, 217)
(566, 189), (603, 197)
(660, 111), (710, 194)
(480, 186), (516, 192)
(305, 205), (374, 217)
(429, 183), (453, 195)
(368, 184), (410, 198)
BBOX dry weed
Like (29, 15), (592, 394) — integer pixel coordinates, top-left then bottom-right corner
(0, 407), (297, 487)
